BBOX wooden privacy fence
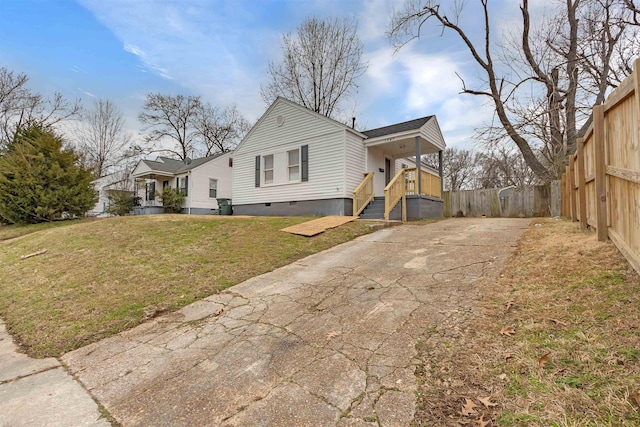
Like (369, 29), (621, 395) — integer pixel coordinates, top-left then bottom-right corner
(444, 183), (560, 218)
(561, 58), (640, 275)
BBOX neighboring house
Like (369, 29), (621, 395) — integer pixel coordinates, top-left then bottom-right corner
(131, 152), (232, 215)
(88, 170), (134, 217)
(232, 97), (446, 220)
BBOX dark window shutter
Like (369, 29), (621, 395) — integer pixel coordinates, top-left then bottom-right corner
(255, 155), (261, 187)
(176, 177), (179, 188)
(301, 145), (308, 182)
(184, 175), (188, 196)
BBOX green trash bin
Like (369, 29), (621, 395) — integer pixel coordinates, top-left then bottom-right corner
(217, 198), (232, 215)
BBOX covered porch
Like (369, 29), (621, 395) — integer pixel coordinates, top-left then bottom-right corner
(353, 116), (446, 220)
(130, 170), (177, 216)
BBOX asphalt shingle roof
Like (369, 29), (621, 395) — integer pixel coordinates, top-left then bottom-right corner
(362, 116), (433, 139)
(141, 153), (226, 174)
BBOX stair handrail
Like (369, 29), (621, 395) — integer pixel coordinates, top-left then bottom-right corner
(352, 172), (375, 216)
(384, 168), (410, 220)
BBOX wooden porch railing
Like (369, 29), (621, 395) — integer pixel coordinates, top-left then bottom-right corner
(352, 172), (375, 216)
(384, 168), (409, 221)
(384, 168), (442, 221)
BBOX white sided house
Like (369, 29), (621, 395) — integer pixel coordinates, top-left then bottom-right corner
(232, 97), (446, 220)
(131, 152), (232, 215)
(88, 170), (134, 217)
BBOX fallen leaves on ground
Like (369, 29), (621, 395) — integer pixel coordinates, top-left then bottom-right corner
(499, 326), (516, 337)
(461, 398), (478, 416)
(548, 318), (568, 326)
(538, 352), (551, 367)
(478, 396), (498, 409)
(476, 414), (490, 426)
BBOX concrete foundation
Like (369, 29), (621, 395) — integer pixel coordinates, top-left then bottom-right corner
(233, 198), (353, 217)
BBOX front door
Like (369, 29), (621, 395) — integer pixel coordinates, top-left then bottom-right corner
(385, 158), (391, 186)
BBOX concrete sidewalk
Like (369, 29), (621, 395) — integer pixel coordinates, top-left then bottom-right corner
(0, 321), (110, 427)
(60, 218), (529, 426)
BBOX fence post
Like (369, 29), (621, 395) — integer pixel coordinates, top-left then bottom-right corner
(635, 58), (640, 126)
(593, 104), (608, 241)
(569, 155), (577, 221)
(576, 138), (587, 229)
(560, 174), (566, 216)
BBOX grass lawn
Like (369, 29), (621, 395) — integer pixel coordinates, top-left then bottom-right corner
(413, 218), (640, 426)
(0, 214), (377, 357)
(0, 217), (100, 242)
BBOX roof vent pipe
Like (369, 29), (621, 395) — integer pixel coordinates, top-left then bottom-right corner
(351, 117), (356, 129)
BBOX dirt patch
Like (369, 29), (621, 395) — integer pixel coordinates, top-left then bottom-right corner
(413, 218), (640, 426)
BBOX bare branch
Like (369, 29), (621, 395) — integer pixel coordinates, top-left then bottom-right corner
(261, 16), (367, 119)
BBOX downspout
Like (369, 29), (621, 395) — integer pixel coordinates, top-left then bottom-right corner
(188, 170), (192, 215)
(415, 136), (421, 219)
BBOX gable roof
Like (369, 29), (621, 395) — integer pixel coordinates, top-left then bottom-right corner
(362, 116), (434, 139)
(141, 152), (226, 174)
(233, 97), (366, 153)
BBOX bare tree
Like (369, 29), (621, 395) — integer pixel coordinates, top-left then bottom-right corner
(474, 147), (540, 189)
(138, 93), (202, 161)
(442, 147), (477, 191)
(389, 0), (638, 181)
(194, 103), (250, 156)
(76, 100), (130, 177)
(0, 67), (81, 148)
(261, 16), (368, 119)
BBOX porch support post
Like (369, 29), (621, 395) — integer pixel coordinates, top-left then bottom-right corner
(415, 136), (422, 195)
(415, 136), (421, 219)
(438, 149), (444, 197)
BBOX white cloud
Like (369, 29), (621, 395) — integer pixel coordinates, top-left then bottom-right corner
(78, 0), (279, 120)
(78, 88), (96, 98)
(75, 0), (498, 149)
(123, 43), (144, 57)
(358, 0), (403, 43)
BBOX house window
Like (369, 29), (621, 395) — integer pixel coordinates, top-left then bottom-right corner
(179, 176), (188, 196)
(263, 154), (274, 184)
(288, 149), (300, 181)
(209, 179), (218, 198)
(163, 180), (169, 189)
(146, 182), (155, 201)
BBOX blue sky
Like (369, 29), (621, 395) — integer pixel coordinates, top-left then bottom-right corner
(0, 0), (534, 150)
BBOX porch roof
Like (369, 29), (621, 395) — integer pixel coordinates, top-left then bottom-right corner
(131, 153), (226, 180)
(362, 115), (445, 159)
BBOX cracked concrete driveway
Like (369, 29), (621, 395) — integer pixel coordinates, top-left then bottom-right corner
(63, 218), (530, 426)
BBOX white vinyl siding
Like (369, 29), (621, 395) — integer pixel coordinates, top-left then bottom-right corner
(395, 157), (439, 176)
(184, 153), (233, 210)
(420, 117), (446, 151)
(233, 99), (350, 205)
(344, 130), (366, 195)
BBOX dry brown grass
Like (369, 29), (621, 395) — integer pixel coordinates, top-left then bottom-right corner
(0, 214), (376, 357)
(413, 218), (640, 426)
